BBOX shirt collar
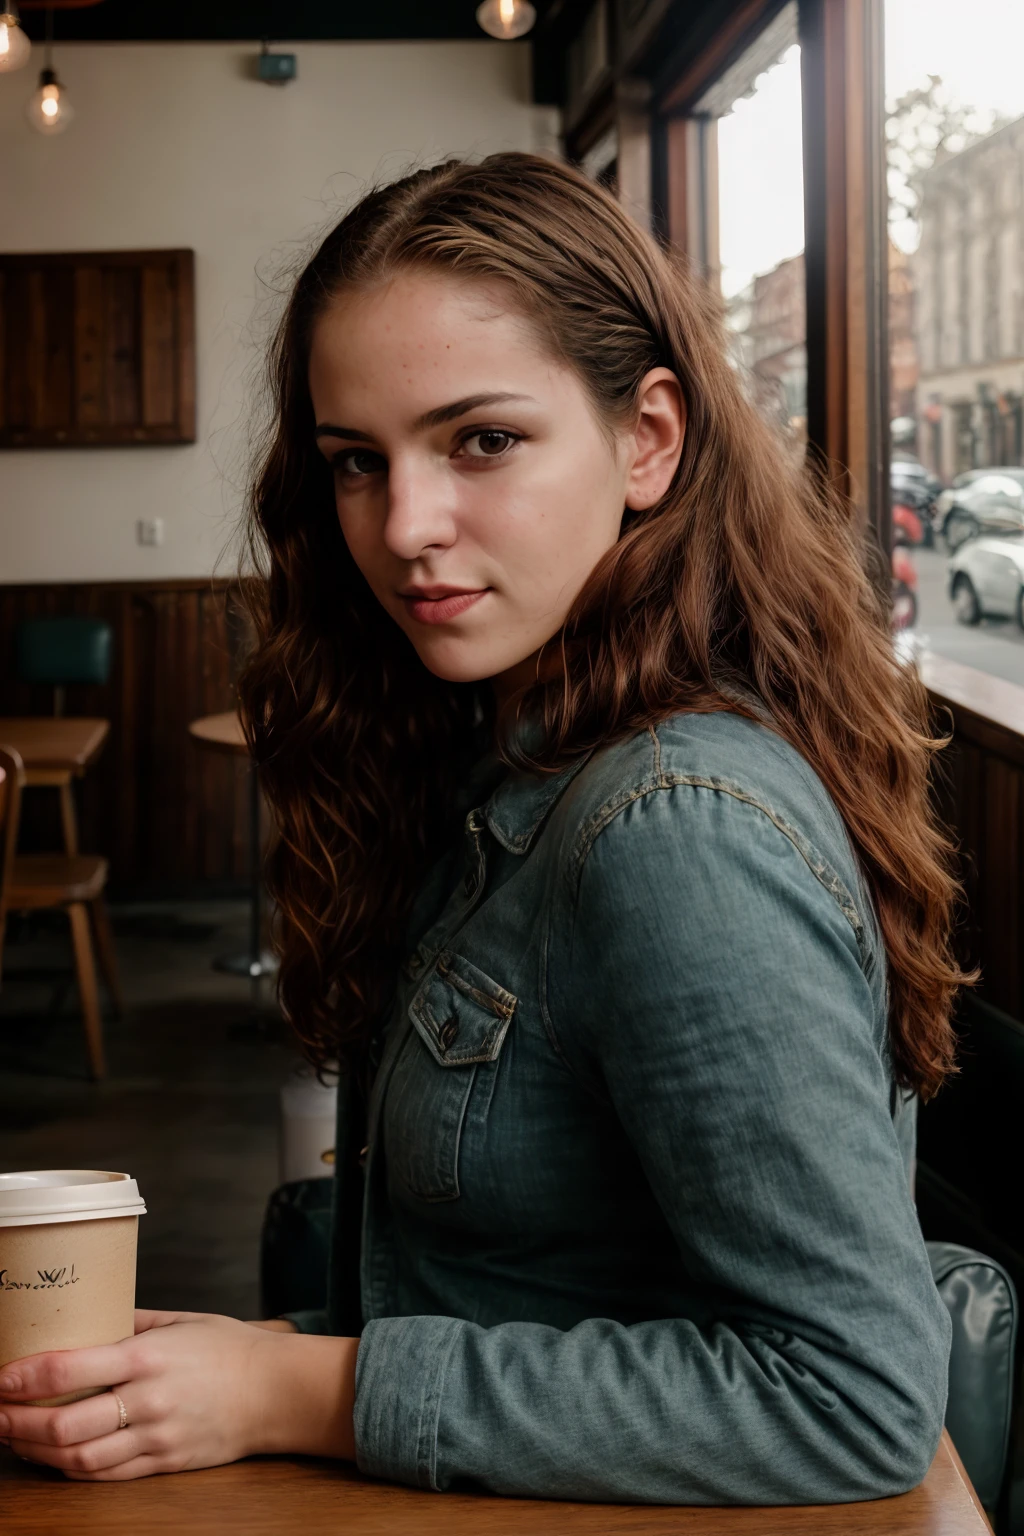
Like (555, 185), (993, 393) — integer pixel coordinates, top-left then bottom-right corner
(482, 750), (594, 855)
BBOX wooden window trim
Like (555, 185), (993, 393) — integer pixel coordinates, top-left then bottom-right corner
(799, 0), (889, 543)
(656, 0), (787, 115)
(656, 0), (888, 544)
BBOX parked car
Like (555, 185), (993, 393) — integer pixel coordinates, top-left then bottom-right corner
(933, 467), (1024, 544)
(948, 534), (1024, 626)
(938, 473), (1024, 550)
(891, 546), (918, 630)
(891, 454), (941, 496)
(950, 465), (1024, 490)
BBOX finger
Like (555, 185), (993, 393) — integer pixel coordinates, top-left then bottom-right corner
(0, 1340), (141, 1402)
(64, 1453), (168, 1482)
(9, 1427), (141, 1475)
(0, 1390), (123, 1448)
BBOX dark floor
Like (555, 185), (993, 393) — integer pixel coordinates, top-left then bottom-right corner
(0, 902), (300, 1320)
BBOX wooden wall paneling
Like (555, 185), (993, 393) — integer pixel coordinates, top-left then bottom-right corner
(951, 739), (983, 973)
(180, 586), (204, 879)
(197, 589), (222, 883)
(108, 585), (136, 885)
(925, 653), (1024, 1024)
(222, 586), (255, 887)
(196, 584), (244, 884)
(133, 586), (165, 882)
(156, 588), (193, 881)
(979, 755), (1022, 1012)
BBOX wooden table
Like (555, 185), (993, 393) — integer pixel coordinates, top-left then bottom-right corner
(0, 1434), (991, 1534)
(188, 710), (246, 757)
(0, 717), (110, 856)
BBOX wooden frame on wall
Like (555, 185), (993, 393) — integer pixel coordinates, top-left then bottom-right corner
(0, 248), (196, 448)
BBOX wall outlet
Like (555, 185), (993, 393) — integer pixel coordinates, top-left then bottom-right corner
(137, 517), (164, 547)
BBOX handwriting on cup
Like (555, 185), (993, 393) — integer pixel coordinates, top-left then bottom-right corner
(0, 1264), (80, 1291)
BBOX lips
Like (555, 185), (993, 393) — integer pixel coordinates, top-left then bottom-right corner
(400, 588), (489, 625)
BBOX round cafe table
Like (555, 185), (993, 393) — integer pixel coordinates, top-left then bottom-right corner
(188, 711), (278, 982)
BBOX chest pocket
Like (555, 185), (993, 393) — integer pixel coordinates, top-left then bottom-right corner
(384, 952), (516, 1203)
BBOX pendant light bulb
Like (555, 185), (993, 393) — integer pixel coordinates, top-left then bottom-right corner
(475, 0), (536, 40)
(26, 66), (73, 134)
(0, 4), (32, 73)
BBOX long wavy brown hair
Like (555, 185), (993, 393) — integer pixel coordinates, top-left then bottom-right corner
(240, 151), (966, 1098)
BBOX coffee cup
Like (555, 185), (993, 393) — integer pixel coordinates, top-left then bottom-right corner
(279, 1063), (338, 1185)
(0, 1169), (146, 1406)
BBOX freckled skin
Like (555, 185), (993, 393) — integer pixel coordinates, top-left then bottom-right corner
(309, 270), (683, 699)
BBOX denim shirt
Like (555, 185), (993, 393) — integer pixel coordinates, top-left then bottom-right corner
(289, 710), (950, 1504)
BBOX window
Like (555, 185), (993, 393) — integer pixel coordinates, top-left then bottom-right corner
(710, 7), (805, 445)
(671, 3), (806, 447)
(887, 0), (1024, 681)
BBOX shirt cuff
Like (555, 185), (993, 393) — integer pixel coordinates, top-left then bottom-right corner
(354, 1314), (464, 1489)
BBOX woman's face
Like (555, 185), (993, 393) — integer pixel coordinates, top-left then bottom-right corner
(310, 269), (683, 694)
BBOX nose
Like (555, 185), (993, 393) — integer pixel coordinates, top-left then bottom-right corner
(382, 455), (457, 562)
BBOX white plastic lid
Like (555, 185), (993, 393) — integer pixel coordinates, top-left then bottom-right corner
(0, 1170), (147, 1228)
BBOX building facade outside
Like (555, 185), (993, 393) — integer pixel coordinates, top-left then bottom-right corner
(727, 251), (807, 440)
(889, 241), (918, 425)
(915, 115), (1024, 481)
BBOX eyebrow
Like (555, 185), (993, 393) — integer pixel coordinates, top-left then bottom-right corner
(314, 392), (537, 443)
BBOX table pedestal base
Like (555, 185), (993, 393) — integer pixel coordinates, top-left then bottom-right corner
(214, 949), (280, 980)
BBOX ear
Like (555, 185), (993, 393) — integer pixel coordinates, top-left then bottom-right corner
(624, 368), (686, 511)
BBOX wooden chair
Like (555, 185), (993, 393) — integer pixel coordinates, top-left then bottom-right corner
(0, 743), (121, 1080)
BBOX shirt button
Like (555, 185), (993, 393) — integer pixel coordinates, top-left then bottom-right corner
(439, 1018), (460, 1051)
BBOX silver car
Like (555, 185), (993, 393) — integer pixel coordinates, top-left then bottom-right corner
(948, 534), (1024, 626)
(935, 470), (1024, 548)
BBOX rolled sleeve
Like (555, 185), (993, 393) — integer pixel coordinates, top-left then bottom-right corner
(355, 1314), (465, 1488)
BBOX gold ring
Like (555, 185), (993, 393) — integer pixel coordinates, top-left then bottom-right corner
(112, 1390), (128, 1431)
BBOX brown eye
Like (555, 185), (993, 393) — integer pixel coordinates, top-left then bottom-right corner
(337, 449), (385, 476)
(463, 431), (515, 458)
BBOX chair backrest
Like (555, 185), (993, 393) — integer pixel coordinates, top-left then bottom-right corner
(927, 1240), (1018, 1512)
(15, 617), (113, 689)
(0, 743), (25, 942)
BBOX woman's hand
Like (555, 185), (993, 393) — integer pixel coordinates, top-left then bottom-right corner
(0, 1310), (358, 1481)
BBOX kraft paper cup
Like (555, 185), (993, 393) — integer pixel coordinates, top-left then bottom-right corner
(0, 1170), (146, 1406)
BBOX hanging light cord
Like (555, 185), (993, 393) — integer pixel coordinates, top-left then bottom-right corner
(44, 2), (52, 70)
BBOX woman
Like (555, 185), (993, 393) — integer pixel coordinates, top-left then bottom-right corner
(0, 154), (962, 1501)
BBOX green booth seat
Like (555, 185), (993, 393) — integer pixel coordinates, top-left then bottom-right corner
(15, 616), (113, 715)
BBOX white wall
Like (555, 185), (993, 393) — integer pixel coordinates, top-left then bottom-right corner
(0, 42), (558, 583)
